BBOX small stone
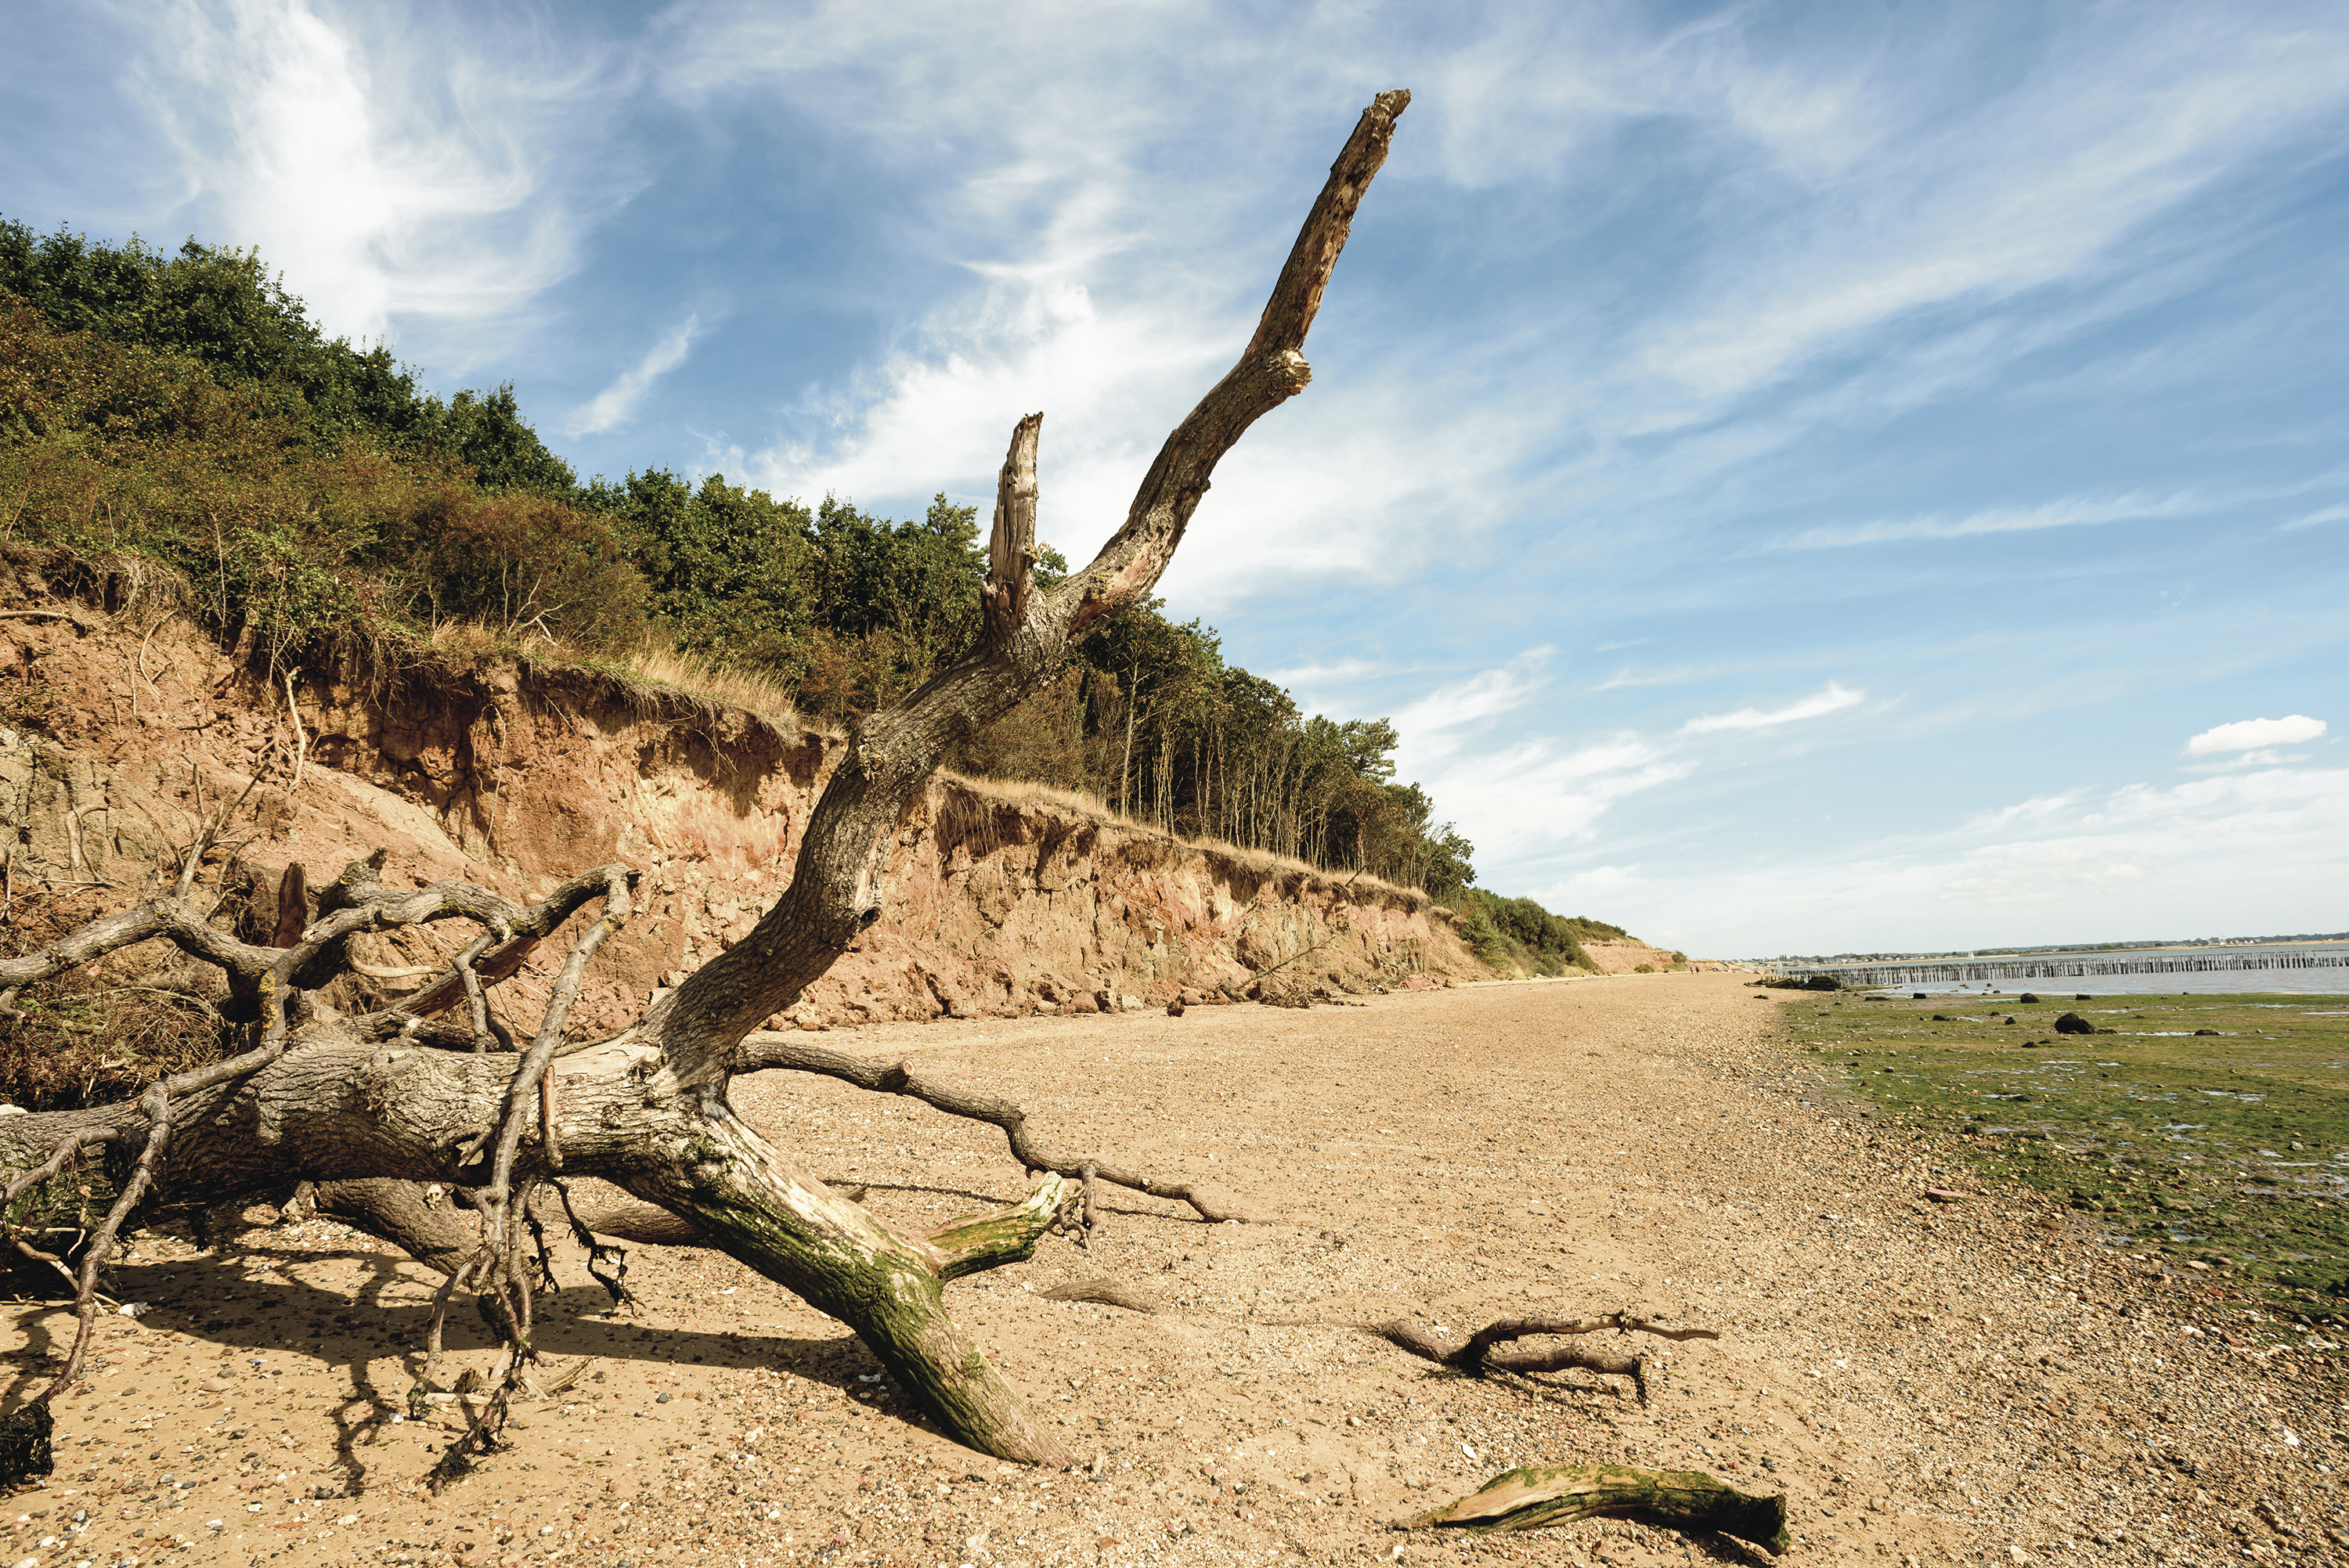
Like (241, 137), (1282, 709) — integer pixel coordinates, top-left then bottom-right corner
(655, 1393), (671, 1403)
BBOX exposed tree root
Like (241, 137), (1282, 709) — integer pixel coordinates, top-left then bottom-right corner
(1404, 1462), (1788, 1553)
(1037, 1278), (1167, 1314)
(731, 1033), (1269, 1226)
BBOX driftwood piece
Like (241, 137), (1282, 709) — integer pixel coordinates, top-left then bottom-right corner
(1369, 1313), (1719, 1400)
(731, 1033), (1268, 1224)
(1405, 1463), (1788, 1552)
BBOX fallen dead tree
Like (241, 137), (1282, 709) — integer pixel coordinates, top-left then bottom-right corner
(0, 89), (1415, 1470)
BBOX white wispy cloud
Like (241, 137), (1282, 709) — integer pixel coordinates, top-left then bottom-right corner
(2282, 503), (2349, 531)
(646, 2), (2349, 607)
(1390, 658), (1873, 865)
(1391, 648), (1556, 755)
(1681, 681), (1864, 734)
(126, 0), (620, 356)
(1608, 11), (2349, 406)
(567, 312), (701, 437)
(2185, 714), (2327, 755)
(1774, 492), (2197, 551)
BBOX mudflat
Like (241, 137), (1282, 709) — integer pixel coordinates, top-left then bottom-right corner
(11, 974), (2336, 1566)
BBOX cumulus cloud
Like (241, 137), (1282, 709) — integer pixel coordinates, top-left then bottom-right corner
(567, 312), (700, 437)
(2185, 715), (2328, 755)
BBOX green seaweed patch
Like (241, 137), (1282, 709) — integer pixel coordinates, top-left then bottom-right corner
(1780, 991), (2349, 1321)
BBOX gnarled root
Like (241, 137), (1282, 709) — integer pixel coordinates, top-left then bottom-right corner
(1369, 1312), (1719, 1402)
(1405, 1463), (1788, 1553)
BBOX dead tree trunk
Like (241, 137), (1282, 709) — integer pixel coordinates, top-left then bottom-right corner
(0, 90), (1412, 1466)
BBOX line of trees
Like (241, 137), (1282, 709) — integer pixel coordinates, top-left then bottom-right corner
(0, 217), (1630, 937)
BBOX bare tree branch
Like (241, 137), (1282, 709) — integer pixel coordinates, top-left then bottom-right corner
(731, 1033), (1270, 1224)
(1405, 1462), (1788, 1552)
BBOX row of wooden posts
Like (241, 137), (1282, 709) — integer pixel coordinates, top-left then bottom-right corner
(1772, 951), (2348, 988)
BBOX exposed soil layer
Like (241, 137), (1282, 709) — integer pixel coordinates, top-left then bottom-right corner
(9, 975), (2339, 1567)
(0, 573), (1478, 1042)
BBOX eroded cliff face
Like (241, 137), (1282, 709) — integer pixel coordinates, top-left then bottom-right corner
(1, 561), (1477, 1033)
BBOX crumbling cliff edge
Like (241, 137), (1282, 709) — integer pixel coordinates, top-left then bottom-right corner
(3, 555), (1480, 1035)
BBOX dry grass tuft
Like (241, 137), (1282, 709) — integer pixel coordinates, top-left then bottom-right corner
(616, 645), (827, 736)
(406, 621), (835, 738)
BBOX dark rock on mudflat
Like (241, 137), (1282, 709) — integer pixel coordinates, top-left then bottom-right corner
(2053, 1011), (2094, 1034)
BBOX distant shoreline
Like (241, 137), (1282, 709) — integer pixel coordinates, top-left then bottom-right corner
(1768, 935), (2349, 967)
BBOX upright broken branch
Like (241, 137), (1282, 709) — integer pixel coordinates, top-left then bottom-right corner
(981, 413), (1042, 647)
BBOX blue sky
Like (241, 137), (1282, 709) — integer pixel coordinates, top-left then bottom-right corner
(6, 0), (2346, 957)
